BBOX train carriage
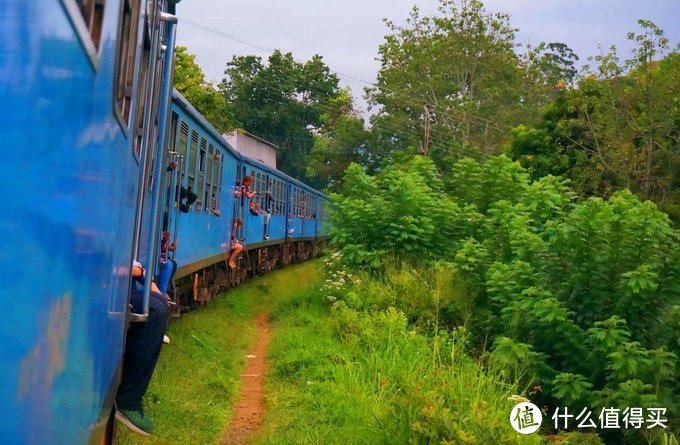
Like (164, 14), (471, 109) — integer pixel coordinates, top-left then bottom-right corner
(1, 1), (330, 443)
(1, 0), (179, 443)
(164, 90), (330, 306)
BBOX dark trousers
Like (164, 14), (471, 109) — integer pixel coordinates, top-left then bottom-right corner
(116, 290), (170, 411)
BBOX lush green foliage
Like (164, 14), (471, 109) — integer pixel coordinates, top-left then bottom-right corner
(219, 50), (344, 182)
(508, 21), (680, 221)
(329, 154), (680, 443)
(256, 258), (551, 444)
(306, 88), (375, 191)
(369, 0), (527, 157)
(173, 46), (232, 133)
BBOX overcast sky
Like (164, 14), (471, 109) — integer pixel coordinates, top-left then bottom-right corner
(174, 0), (680, 114)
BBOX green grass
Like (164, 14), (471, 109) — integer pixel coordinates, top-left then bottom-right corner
(118, 259), (584, 444)
(252, 276), (547, 445)
(117, 261), (322, 445)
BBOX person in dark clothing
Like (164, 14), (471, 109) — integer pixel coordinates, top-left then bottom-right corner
(178, 186), (197, 210)
(115, 261), (170, 436)
(167, 161), (197, 213)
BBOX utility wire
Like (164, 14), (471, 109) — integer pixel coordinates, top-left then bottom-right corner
(178, 16), (519, 135)
(175, 17), (531, 163)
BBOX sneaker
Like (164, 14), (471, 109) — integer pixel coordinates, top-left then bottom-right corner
(179, 204), (190, 213)
(163, 335), (171, 344)
(116, 408), (154, 436)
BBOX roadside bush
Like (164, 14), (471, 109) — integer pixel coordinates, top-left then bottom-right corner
(329, 154), (680, 443)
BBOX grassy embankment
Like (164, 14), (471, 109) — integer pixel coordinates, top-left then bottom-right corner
(119, 258), (574, 444)
(252, 265), (548, 445)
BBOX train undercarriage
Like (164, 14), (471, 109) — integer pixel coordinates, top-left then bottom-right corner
(169, 239), (326, 311)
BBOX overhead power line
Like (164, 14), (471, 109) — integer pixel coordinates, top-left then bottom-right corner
(176, 15), (521, 154)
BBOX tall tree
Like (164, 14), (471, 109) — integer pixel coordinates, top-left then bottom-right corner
(173, 46), (232, 133)
(508, 21), (680, 219)
(368, 0), (525, 161)
(306, 88), (374, 190)
(220, 50), (342, 180)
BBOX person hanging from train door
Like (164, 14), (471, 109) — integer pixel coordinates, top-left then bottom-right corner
(116, 261), (170, 436)
(166, 159), (197, 213)
(156, 230), (177, 296)
(227, 217), (244, 269)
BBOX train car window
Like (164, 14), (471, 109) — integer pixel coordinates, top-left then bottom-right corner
(256, 173), (262, 207)
(187, 130), (198, 207)
(62, 0), (106, 69)
(294, 188), (299, 217)
(199, 140), (206, 173)
(178, 121), (189, 189)
(114, 0), (142, 127)
(216, 151), (223, 210)
(278, 181), (282, 215)
(133, 23), (150, 160)
(196, 138), (206, 211)
(206, 146), (214, 212)
(168, 112), (178, 153)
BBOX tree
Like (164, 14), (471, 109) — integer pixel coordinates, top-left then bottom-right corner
(626, 20), (671, 199)
(368, 0), (526, 161)
(508, 21), (680, 219)
(220, 50), (342, 180)
(306, 89), (374, 190)
(173, 46), (232, 133)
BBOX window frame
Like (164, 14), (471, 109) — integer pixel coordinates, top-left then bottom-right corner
(60, 0), (105, 71)
(187, 130), (198, 210)
(112, 0), (144, 137)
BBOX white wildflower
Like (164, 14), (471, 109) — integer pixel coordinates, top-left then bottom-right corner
(507, 395), (530, 404)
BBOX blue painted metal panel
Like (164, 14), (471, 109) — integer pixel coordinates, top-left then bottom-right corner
(0, 2), (329, 444)
(0, 1), (143, 443)
(169, 103), (239, 270)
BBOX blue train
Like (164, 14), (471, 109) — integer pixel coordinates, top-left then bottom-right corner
(0, 1), (329, 444)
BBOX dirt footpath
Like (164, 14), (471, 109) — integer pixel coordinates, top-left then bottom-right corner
(221, 313), (272, 445)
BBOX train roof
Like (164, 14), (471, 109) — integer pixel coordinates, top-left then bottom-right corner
(171, 89), (242, 160)
(171, 89), (328, 201)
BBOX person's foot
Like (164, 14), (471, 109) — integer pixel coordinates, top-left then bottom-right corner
(179, 204), (190, 213)
(163, 335), (171, 344)
(228, 261), (236, 269)
(116, 408), (154, 436)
